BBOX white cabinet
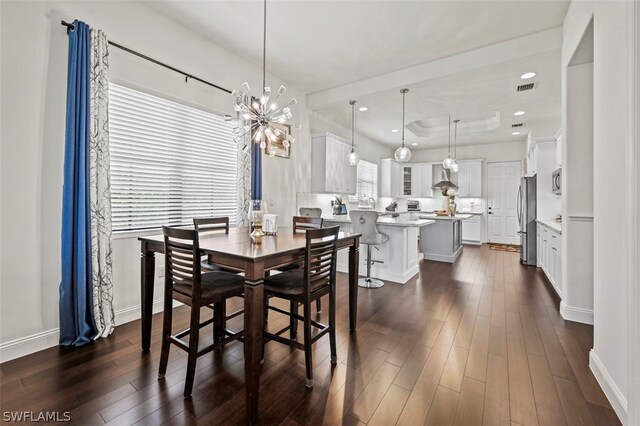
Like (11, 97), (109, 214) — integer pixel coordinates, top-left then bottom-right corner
(409, 164), (433, 198)
(555, 135), (562, 168)
(379, 159), (403, 197)
(461, 216), (481, 245)
(537, 222), (562, 297)
(453, 160), (482, 197)
(311, 133), (357, 194)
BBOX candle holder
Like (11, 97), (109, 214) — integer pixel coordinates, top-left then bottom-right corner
(248, 200), (266, 244)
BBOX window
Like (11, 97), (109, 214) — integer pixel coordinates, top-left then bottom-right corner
(109, 84), (238, 232)
(352, 160), (378, 201)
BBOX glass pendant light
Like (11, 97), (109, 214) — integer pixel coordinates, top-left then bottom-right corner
(450, 119), (460, 173)
(225, 0), (299, 148)
(394, 88), (412, 162)
(346, 100), (360, 166)
(442, 115), (455, 169)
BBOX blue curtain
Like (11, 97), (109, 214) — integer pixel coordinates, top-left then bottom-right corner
(59, 20), (97, 346)
(251, 138), (262, 200)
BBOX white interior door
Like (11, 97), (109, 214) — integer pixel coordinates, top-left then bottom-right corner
(487, 161), (520, 244)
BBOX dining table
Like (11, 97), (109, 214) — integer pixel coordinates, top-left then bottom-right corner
(138, 226), (361, 424)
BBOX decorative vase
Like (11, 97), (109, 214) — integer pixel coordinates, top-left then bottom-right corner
(248, 199), (266, 244)
(448, 198), (456, 216)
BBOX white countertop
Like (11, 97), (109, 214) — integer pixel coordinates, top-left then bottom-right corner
(537, 218), (562, 234)
(418, 213), (473, 221)
(323, 215), (435, 228)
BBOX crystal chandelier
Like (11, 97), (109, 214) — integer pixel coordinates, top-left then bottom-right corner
(450, 119), (460, 173)
(225, 0), (298, 156)
(346, 100), (360, 166)
(443, 115), (455, 169)
(394, 88), (411, 162)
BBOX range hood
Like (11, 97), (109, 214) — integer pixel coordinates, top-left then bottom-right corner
(432, 169), (458, 189)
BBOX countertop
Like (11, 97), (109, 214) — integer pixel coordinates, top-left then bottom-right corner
(418, 213), (473, 221)
(537, 218), (562, 234)
(323, 216), (435, 228)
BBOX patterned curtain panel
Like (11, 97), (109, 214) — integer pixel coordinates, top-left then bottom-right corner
(89, 29), (115, 338)
(237, 132), (251, 226)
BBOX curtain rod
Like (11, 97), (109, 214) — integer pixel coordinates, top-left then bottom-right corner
(60, 20), (232, 95)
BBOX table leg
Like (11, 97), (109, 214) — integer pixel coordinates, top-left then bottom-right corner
(244, 275), (264, 425)
(348, 239), (360, 332)
(140, 248), (155, 351)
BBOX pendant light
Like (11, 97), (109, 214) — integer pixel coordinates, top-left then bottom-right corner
(394, 88), (412, 163)
(346, 100), (360, 166)
(450, 119), (460, 173)
(442, 115), (455, 169)
(226, 0), (299, 150)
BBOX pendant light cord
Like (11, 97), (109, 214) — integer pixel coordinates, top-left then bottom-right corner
(448, 115), (452, 156)
(401, 90), (406, 147)
(351, 102), (356, 152)
(454, 120), (458, 158)
(262, 0), (267, 93)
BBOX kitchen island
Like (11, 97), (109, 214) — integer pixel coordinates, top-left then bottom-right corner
(323, 215), (434, 284)
(417, 214), (473, 263)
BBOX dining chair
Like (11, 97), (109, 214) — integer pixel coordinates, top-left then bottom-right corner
(193, 217), (240, 273)
(278, 216), (324, 320)
(263, 225), (340, 388)
(158, 226), (245, 398)
(299, 207), (322, 218)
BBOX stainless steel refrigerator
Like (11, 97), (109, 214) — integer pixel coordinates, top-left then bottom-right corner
(517, 175), (537, 266)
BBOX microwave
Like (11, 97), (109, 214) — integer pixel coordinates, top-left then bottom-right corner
(552, 168), (561, 195)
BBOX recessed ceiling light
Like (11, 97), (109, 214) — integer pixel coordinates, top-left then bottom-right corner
(391, 129), (398, 133)
(520, 72), (536, 79)
(411, 143), (418, 146)
(512, 131), (521, 135)
(358, 106), (368, 112)
(514, 111), (525, 116)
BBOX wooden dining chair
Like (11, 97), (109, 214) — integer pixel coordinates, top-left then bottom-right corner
(158, 226), (245, 398)
(263, 225), (340, 388)
(193, 217), (240, 273)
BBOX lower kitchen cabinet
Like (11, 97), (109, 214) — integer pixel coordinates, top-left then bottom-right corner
(461, 215), (481, 245)
(537, 222), (562, 297)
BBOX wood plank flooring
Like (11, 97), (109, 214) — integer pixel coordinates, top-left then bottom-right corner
(0, 245), (620, 425)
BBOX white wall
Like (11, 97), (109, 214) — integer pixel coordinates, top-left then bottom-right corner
(0, 0), (312, 361)
(561, 1), (635, 422)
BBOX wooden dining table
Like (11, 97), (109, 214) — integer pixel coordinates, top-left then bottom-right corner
(138, 226), (360, 424)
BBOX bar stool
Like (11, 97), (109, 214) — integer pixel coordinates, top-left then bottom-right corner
(299, 207), (322, 218)
(349, 210), (389, 288)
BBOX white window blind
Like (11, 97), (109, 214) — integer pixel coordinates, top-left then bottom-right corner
(350, 160), (378, 201)
(108, 84), (238, 232)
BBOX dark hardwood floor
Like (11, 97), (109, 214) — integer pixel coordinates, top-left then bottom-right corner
(0, 245), (620, 425)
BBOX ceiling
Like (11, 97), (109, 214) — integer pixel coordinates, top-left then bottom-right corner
(313, 49), (562, 149)
(145, 0), (568, 149)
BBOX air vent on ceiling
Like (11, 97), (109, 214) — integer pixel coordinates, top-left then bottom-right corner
(517, 82), (536, 92)
(512, 123), (524, 128)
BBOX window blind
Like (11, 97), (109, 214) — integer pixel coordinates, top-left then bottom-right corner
(108, 84), (238, 232)
(349, 160), (378, 202)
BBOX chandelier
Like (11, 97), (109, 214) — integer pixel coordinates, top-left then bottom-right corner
(394, 88), (411, 162)
(225, 0), (298, 156)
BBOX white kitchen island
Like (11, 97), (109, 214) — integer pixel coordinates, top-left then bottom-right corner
(323, 216), (435, 284)
(417, 214), (473, 263)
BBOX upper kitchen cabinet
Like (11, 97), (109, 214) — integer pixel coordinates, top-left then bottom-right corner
(379, 158), (403, 197)
(380, 160), (433, 198)
(311, 133), (357, 194)
(555, 134), (562, 168)
(453, 160), (482, 198)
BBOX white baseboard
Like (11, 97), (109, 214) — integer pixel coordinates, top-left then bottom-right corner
(560, 301), (594, 325)
(0, 298), (169, 363)
(589, 350), (628, 424)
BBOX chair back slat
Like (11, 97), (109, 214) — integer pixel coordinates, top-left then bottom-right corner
(304, 226), (340, 293)
(194, 217), (230, 235)
(293, 216), (323, 234)
(163, 226), (201, 299)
